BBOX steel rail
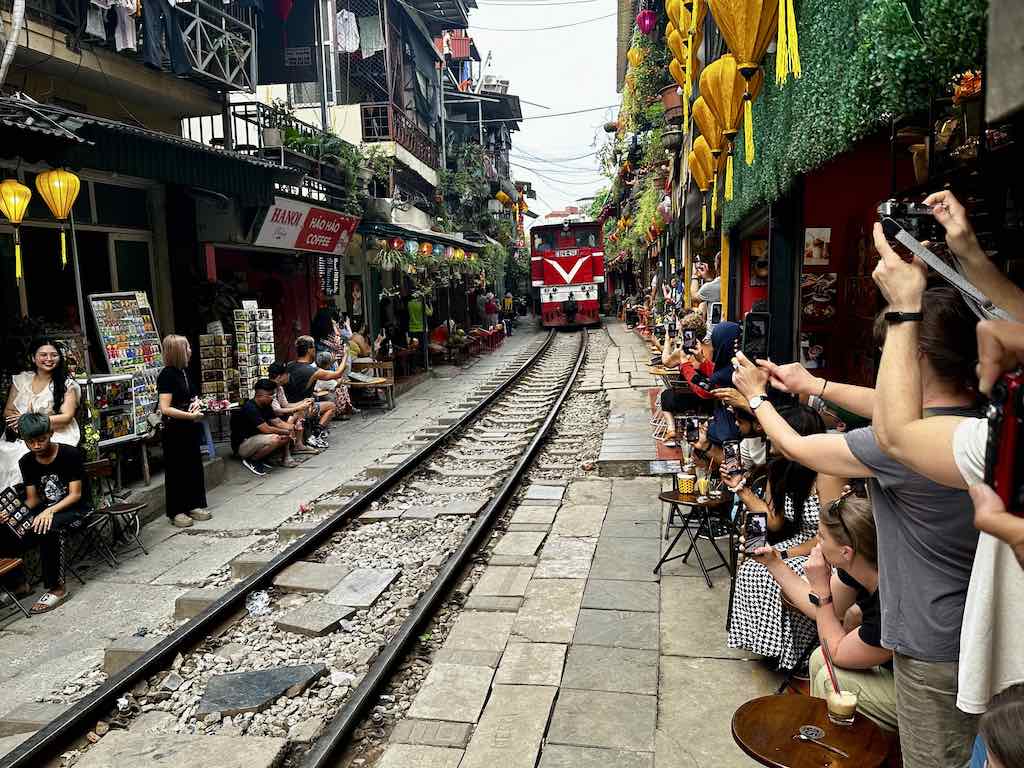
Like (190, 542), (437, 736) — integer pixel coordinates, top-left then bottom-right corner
(302, 329), (587, 768)
(2, 330), (564, 768)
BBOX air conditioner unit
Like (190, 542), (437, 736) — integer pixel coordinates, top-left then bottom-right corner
(481, 75), (509, 94)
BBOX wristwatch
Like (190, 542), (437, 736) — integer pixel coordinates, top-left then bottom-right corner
(748, 393), (768, 411)
(884, 310), (923, 324)
(808, 592), (833, 607)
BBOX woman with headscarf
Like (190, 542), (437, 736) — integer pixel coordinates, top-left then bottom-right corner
(0, 338), (81, 491)
(680, 321), (742, 446)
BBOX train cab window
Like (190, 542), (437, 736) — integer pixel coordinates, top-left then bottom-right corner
(575, 227), (599, 248)
(533, 231), (555, 252)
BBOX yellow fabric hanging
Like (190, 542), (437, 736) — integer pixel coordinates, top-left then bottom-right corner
(59, 230), (67, 269)
(14, 236), (22, 280)
(702, 197), (707, 231)
(786, 0), (801, 78)
(711, 172), (718, 221)
(683, 96), (689, 131)
(689, 0), (698, 33)
(775, 0), (788, 84)
(744, 95), (755, 164)
(725, 153), (734, 200)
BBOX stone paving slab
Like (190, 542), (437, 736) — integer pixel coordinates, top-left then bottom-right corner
(459, 684), (558, 768)
(407, 663), (495, 723)
(533, 558), (592, 579)
(441, 611), (515, 653)
(412, 484), (490, 496)
(574, 609), (659, 650)
(174, 587), (229, 620)
(432, 649), (503, 667)
(493, 531), (546, 557)
(656, 656), (779, 768)
(472, 566), (534, 597)
(564, 480), (612, 506)
(539, 745), (653, 768)
(513, 579), (585, 644)
(493, 642), (567, 687)
(359, 508), (405, 522)
(196, 663), (325, 716)
(561, 645), (659, 695)
(551, 505), (606, 538)
(432, 468), (499, 480)
(73, 732), (288, 768)
(601, 504), (662, 523)
(488, 554), (539, 567)
(272, 561), (349, 593)
(0, 701), (67, 736)
(278, 520), (319, 542)
(659, 576), (749, 660)
(390, 719), (473, 748)
(229, 552), (275, 580)
(601, 520), (662, 539)
(589, 537), (662, 582)
(510, 507), (557, 526)
(582, 580), (659, 613)
(547, 689), (656, 752)
(540, 536), (596, 561)
(524, 484), (565, 502)
(508, 523), (552, 533)
(436, 500), (484, 517)
(324, 568), (400, 609)
(103, 634), (162, 675)
(464, 594), (523, 612)
(377, 744), (465, 768)
(273, 602), (355, 637)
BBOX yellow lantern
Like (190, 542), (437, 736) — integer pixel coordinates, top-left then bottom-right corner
(666, 0), (681, 29)
(693, 137), (717, 229)
(666, 27), (686, 63)
(495, 190), (512, 206)
(707, 0), (779, 163)
(687, 150), (710, 232)
(692, 97), (723, 159)
(627, 46), (644, 69)
(701, 54), (764, 196)
(0, 179), (32, 281)
(35, 169), (81, 269)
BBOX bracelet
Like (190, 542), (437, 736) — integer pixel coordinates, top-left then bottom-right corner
(819, 379), (828, 398)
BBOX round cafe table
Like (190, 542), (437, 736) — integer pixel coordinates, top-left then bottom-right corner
(732, 695), (889, 768)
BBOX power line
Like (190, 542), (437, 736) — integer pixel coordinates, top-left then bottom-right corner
(515, 147), (599, 163)
(510, 162), (606, 186)
(511, 152), (601, 172)
(472, 12), (615, 30)
(446, 103), (618, 124)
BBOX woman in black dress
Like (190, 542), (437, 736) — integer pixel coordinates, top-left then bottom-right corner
(157, 335), (210, 528)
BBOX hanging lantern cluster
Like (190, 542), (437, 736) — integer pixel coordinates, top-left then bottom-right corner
(665, 0), (705, 128)
(0, 168), (82, 283)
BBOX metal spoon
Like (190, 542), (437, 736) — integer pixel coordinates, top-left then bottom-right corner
(793, 732), (850, 758)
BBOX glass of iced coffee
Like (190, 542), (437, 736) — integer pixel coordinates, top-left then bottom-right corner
(826, 690), (858, 726)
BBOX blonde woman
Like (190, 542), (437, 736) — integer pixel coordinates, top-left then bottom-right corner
(157, 335), (210, 528)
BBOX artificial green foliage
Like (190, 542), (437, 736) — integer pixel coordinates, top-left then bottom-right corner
(722, 0), (986, 229)
(436, 142), (492, 233)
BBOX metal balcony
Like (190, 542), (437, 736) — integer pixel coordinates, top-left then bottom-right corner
(1, 0), (256, 92)
(361, 102), (441, 171)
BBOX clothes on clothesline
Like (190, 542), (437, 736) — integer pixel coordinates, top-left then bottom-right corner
(336, 9), (359, 53)
(356, 14), (384, 58)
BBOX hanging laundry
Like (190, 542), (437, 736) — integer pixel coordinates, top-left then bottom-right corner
(85, 6), (107, 39)
(356, 14), (384, 58)
(336, 9), (359, 53)
(142, 0), (192, 75)
(113, 5), (137, 51)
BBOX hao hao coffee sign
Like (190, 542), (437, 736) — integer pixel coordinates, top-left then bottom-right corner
(254, 197), (360, 255)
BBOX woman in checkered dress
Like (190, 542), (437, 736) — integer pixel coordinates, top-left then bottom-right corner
(723, 405), (847, 670)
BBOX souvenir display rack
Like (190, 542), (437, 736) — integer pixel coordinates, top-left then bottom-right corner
(199, 333), (240, 403)
(77, 373), (137, 446)
(88, 291), (163, 436)
(233, 307), (275, 401)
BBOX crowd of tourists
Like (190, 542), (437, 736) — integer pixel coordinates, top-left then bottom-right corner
(646, 190), (1024, 768)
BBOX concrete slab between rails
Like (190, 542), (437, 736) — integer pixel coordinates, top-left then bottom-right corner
(72, 731), (288, 768)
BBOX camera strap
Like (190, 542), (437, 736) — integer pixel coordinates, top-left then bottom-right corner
(881, 218), (1013, 322)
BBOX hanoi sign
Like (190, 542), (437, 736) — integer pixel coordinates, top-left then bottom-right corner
(254, 197), (359, 255)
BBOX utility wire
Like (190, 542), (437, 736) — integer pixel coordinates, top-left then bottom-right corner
(514, 147), (599, 163)
(446, 103), (618, 124)
(511, 162), (606, 186)
(397, 0), (612, 30)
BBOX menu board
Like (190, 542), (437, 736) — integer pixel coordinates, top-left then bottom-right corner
(318, 255), (341, 297)
(89, 292), (163, 436)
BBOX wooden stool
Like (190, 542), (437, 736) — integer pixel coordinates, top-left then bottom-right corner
(732, 694), (889, 767)
(0, 558), (31, 618)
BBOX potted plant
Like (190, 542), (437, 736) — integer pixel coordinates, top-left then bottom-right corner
(661, 128), (683, 153)
(659, 85), (683, 125)
(262, 99), (292, 148)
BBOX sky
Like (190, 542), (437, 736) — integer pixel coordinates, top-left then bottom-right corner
(464, 0), (620, 222)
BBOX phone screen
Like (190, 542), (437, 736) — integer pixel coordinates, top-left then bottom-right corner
(710, 303), (723, 325)
(742, 312), (770, 361)
(682, 328), (697, 350)
(745, 511), (768, 553)
(684, 416), (701, 442)
(722, 440), (742, 476)
(690, 370), (712, 392)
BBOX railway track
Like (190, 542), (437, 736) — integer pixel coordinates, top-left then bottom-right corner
(3, 328), (588, 768)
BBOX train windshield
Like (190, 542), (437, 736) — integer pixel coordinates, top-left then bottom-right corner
(573, 226), (599, 249)
(533, 231), (556, 252)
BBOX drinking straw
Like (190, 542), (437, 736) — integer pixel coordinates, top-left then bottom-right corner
(821, 639), (842, 694)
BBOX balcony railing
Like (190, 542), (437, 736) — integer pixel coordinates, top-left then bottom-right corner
(1, 0), (256, 92)
(361, 102), (440, 171)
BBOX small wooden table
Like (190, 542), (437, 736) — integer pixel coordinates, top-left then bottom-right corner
(732, 695), (889, 768)
(654, 490), (733, 587)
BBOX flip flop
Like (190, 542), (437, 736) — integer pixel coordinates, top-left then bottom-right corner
(31, 592), (68, 614)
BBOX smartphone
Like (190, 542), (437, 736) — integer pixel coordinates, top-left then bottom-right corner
(984, 370), (1024, 516)
(668, 323), (677, 339)
(682, 328), (697, 351)
(742, 311), (770, 361)
(690, 369), (712, 392)
(744, 511), (768, 553)
(684, 416), (701, 443)
(722, 439), (743, 476)
(709, 302), (723, 326)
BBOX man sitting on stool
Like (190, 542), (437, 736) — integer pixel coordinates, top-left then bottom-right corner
(233, 379), (296, 477)
(0, 413), (89, 614)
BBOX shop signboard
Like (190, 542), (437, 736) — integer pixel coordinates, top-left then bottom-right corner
(253, 197), (360, 255)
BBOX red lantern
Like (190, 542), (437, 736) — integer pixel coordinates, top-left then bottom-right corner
(636, 8), (657, 34)
(390, 237), (404, 250)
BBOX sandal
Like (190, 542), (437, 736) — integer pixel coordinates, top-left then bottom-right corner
(31, 591), (68, 614)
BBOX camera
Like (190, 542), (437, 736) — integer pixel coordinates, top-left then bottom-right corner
(722, 439), (743, 476)
(984, 370), (1024, 517)
(877, 199), (943, 243)
(742, 312), (770, 361)
(684, 415), (703, 443)
(682, 327), (697, 351)
(743, 511), (767, 554)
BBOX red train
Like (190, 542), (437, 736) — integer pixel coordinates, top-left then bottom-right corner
(530, 220), (605, 327)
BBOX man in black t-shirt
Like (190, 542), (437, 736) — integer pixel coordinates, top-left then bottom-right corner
(0, 413), (88, 614)
(232, 379), (295, 477)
